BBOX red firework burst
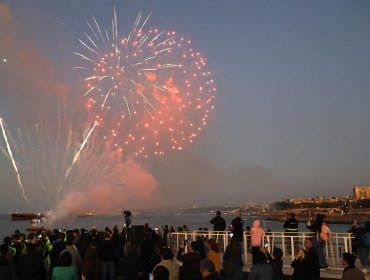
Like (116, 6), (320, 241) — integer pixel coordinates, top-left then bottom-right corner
(75, 10), (216, 158)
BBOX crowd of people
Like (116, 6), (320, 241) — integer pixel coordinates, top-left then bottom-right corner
(0, 225), (173, 280)
(0, 222), (243, 280)
(0, 210), (367, 280)
(225, 210), (366, 280)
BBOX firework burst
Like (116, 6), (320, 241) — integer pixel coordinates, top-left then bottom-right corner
(75, 9), (216, 158)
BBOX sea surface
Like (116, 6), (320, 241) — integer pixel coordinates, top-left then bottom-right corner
(0, 213), (351, 240)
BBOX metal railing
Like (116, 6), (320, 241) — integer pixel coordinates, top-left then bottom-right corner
(168, 231), (354, 269)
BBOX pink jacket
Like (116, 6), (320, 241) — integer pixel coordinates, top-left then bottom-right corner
(250, 220), (265, 247)
(320, 223), (332, 241)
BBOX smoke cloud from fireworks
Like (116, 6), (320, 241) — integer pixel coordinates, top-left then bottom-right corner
(48, 159), (160, 224)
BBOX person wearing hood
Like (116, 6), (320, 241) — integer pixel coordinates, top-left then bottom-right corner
(250, 220), (265, 255)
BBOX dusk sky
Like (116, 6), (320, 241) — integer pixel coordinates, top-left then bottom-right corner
(1, 1), (370, 212)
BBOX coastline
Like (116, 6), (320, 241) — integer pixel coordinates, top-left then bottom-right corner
(259, 212), (370, 224)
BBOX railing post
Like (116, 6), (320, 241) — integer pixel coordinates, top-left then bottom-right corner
(176, 233), (180, 253)
(243, 232), (248, 264)
(344, 235), (348, 253)
(335, 233), (339, 267)
(290, 235), (294, 261)
(224, 232), (228, 250)
(329, 239), (335, 268)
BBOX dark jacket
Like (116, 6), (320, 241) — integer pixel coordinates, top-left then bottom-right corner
(177, 248), (202, 280)
(17, 250), (46, 280)
(11, 241), (24, 265)
(99, 239), (116, 262)
(81, 247), (101, 280)
(248, 262), (273, 280)
(222, 239), (243, 278)
(75, 234), (89, 260)
(0, 255), (13, 280)
(50, 239), (66, 270)
(284, 218), (299, 233)
(210, 216), (226, 231)
(342, 265), (365, 280)
(204, 272), (224, 280)
(231, 217), (244, 242)
(267, 253), (284, 280)
(0, 266), (12, 280)
(116, 256), (143, 280)
(348, 226), (366, 248)
(306, 215), (324, 235)
(291, 248), (319, 280)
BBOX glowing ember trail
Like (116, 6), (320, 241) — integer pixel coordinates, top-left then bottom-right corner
(0, 118), (28, 202)
(75, 9), (216, 158)
(64, 121), (98, 180)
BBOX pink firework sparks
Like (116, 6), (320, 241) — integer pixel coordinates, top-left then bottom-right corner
(75, 9), (216, 158)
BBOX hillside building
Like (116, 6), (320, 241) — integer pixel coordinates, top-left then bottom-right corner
(353, 185), (370, 200)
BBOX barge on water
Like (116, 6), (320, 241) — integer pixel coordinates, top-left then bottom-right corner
(11, 213), (44, 221)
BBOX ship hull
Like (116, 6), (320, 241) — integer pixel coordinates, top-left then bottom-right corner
(11, 213), (43, 221)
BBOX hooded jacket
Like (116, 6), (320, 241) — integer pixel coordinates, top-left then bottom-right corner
(251, 220), (265, 247)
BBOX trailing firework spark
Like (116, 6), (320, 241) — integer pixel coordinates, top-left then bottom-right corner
(0, 111), (125, 211)
(0, 118), (28, 202)
(64, 121), (98, 181)
(75, 9), (216, 158)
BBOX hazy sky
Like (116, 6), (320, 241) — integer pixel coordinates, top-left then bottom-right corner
(1, 0), (370, 212)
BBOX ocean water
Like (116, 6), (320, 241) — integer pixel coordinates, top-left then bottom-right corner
(0, 213), (351, 240)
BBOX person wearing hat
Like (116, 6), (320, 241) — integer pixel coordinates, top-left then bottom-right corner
(342, 252), (365, 280)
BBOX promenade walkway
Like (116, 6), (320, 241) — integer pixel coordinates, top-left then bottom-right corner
(169, 230), (370, 279)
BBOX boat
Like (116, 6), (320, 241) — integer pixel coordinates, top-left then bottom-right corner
(26, 218), (46, 232)
(26, 226), (46, 232)
(11, 213), (44, 221)
(77, 212), (94, 217)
